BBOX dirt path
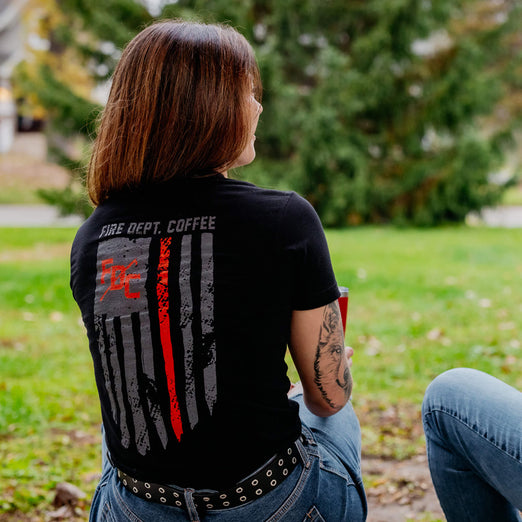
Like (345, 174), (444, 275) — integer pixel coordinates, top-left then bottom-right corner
(363, 455), (444, 521)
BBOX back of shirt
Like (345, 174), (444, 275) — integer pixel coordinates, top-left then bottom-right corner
(70, 174), (339, 489)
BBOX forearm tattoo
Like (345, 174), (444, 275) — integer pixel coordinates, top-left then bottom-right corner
(313, 302), (351, 409)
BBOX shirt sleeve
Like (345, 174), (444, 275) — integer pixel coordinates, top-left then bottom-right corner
(280, 192), (340, 310)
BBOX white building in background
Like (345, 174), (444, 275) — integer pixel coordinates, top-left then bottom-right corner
(0, 0), (26, 153)
(0, 82), (15, 153)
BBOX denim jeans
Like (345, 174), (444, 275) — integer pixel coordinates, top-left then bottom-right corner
(89, 395), (367, 521)
(422, 368), (522, 522)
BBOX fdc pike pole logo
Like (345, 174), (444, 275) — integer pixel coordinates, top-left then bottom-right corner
(100, 258), (141, 301)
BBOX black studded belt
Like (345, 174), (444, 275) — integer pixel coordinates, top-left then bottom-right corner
(116, 438), (302, 512)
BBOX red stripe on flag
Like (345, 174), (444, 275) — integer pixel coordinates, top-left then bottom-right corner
(157, 237), (183, 441)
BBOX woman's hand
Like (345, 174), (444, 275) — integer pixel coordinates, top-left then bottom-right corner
(345, 346), (354, 368)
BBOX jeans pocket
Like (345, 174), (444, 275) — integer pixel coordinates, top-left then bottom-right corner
(302, 506), (325, 521)
(318, 446), (351, 483)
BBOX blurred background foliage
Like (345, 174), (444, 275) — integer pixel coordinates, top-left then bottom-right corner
(12, 0), (522, 225)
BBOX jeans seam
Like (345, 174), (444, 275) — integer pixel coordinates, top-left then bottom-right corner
(305, 505), (326, 521)
(265, 446), (316, 522)
(318, 462), (350, 481)
(101, 501), (115, 522)
(425, 407), (522, 464)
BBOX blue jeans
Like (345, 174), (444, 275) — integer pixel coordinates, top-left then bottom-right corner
(422, 368), (522, 522)
(89, 396), (367, 521)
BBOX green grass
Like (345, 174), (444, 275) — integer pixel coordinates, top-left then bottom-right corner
(0, 228), (100, 517)
(329, 226), (522, 397)
(314, 226), (520, 459)
(0, 187), (44, 205)
(1, 225), (521, 518)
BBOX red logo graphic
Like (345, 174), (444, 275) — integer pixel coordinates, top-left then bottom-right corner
(100, 258), (141, 301)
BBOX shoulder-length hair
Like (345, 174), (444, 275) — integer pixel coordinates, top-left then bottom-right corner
(87, 20), (261, 205)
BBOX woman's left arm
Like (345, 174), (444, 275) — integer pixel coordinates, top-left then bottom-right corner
(288, 299), (352, 417)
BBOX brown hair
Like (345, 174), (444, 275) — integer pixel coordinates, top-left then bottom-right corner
(87, 20), (261, 205)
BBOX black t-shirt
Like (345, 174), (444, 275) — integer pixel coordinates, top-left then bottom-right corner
(70, 173), (340, 489)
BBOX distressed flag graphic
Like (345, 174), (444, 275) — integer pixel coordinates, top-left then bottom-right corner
(93, 233), (217, 453)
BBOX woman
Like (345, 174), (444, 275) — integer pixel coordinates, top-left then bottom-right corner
(423, 368), (522, 521)
(71, 20), (366, 521)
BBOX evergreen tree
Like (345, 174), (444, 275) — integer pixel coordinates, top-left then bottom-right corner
(15, 0), (522, 224)
(240, 0), (522, 226)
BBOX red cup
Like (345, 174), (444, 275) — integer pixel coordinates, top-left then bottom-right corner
(338, 286), (349, 337)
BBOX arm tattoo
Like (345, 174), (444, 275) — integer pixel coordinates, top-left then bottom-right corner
(313, 302), (351, 409)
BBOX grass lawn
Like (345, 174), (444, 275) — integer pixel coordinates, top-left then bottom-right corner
(0, 225), (521, 519)
(328, 226), (522, 460)
(0, 229), (100, 518)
